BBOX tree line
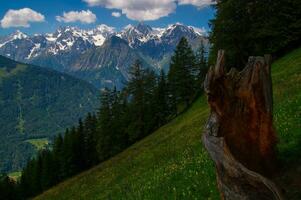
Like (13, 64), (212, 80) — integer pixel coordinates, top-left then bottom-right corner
(209, 0), (301, 68)
(0, 37), (208, 199)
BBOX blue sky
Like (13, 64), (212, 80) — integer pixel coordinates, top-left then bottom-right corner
(0, 0), (215, 36)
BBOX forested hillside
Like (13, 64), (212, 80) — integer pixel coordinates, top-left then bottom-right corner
(0, 36), (208, 199)
(35, 48), (301, 199)
(0, 0), (300, 199)
(0, 56), (98, 173)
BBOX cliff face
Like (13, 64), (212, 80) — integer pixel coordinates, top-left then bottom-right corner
(203, 50), (284, 199)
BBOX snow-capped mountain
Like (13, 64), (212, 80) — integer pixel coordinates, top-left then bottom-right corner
(119, 23), (160, 48)
(125, 23), (208, 61)
(120, 23), (205, 49)
(90, 24), (116, 46)
(0, 30), (28, 48)
(0, 23), (207, 89)
(0, 25), (116, 60)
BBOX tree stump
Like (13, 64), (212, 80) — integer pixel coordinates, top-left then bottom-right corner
(202, 50), (284, 199)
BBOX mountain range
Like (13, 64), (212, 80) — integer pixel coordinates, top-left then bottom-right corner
(0, 23), (207, 173)
(0, 23), (207, 89)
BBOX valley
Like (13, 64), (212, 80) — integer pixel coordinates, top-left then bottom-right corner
(0, 55), (99, 173)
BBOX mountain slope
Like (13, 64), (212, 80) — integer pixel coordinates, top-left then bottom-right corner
(36, 97), (219, 200)
(0, 56), (99, 173)
(36, 48), (301, 199)
(70, 36), (148, 89)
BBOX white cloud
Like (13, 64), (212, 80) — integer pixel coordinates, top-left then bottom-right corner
(0, 8), (45, 28)
(56, 10), (96, 24)
(83, 0), (214, 21)
(112, 12), (121, 18)
(178, 0), (216, 9)
(83, 0), (176, 21)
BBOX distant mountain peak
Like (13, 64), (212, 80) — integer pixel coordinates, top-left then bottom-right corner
(0, 30), (29, 48)
(95, 24), (116, 33)
(105, 35), (128, 47)
(136, 23), (153, 35)
(123, 24), (134, 31)
(11, 30), (28, 40)
(57, 25), (79, 32)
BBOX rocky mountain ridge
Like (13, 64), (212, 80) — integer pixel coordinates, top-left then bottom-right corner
(0, 23), (207, 88)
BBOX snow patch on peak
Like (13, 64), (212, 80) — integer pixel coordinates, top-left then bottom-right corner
(123, 24), (134, 31)
(0, 30), (28, 48)
(152, 27), (166, 38)
(0, 42), (8, 48)
(166, 23), (183, 29)
(82, 24), (116, 46)
(46, 33), (57, 42)
(12, 30), (28, 40)
(95, 24), (115, 34)
(92, 34), (106, 46)
(26, 43), (41, 59)
(189, 26), (207, 36)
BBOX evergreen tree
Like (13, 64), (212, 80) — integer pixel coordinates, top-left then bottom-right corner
(110, 88), (129, 154)
(96, 88), (113, 161)
(20, 156), (42, 197)
(168, 37), (196, 112)
(195, 42), (208, 93)
(75, 119), (85, 170)
(209, 0), (301, 68)
(40, 150), (55, 190)
(143, 69), (157, 134)
(127, 60), (147, 142)
(83, 113), (98, 168)
(61, 128), (77, 177)
(52, 134), (64, 182)
(154, 70), (169, 127)
(0, 175), (18, 200)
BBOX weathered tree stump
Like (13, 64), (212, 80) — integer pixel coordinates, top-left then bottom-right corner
(202, 50), (284, 199)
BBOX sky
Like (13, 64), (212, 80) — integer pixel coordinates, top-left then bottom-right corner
(0, 0), (216, 36)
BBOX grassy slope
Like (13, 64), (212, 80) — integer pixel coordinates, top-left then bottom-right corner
(8, 171), (22, 182)
(36, 97), (219, 200)
(25, 138), (50, 151)
(36, 48), (301, 200)
(272, 48), (301, 199)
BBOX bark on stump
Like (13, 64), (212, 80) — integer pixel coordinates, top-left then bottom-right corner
(202, 50), (284, 200)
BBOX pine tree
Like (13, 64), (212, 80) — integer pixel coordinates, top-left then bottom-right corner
(209, 0), (301, 68)
(83, 113), (98, 168)
(154, 70), (169, 127)
(96, 88), (113, 161)
(52, 134), (63, 182)
(168, 37), (196, 112)
(40, 150), (54, 190)
(75, 119), (85, 170)
(143, 69), (158, 134)
(116, 90), (130, 148)
(0, 175), (18, 200)
(110, 88), (129, 154)
(61, 128), (77, 177)
(195, 42), (208, 93)
(127, 60), (146, 142)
